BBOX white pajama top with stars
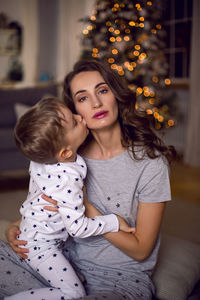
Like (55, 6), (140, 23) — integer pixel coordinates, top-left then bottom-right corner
(17, 154), (119, 300)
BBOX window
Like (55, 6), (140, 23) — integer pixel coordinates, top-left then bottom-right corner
(162, 0), (193, 80)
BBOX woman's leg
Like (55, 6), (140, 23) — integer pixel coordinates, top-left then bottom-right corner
(0, 241), (50, 297)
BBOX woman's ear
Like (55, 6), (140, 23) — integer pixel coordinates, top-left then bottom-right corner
(57, 147), (73, 161)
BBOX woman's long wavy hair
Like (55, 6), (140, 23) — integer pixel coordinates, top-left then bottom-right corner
(63, 60), (176, 163)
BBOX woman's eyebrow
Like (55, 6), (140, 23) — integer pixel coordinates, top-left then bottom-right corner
(74, 89), (86, 97)
(73, 82), (107, 97)
(95, 82), (106, 89)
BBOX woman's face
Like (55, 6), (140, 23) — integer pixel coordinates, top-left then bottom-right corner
(69, 71), (119, 131)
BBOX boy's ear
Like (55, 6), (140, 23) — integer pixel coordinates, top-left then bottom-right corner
(58, 147), (73, 161)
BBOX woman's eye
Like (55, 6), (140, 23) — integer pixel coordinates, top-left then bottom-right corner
(78, 96), (87, 102)
(99, 88), (108, 94)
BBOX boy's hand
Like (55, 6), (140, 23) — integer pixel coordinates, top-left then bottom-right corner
(117, 215), (135, 233)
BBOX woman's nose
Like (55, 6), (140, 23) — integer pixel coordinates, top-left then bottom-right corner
(92, 96), (102, 108)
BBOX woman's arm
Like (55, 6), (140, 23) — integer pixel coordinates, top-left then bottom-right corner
(5, 218), (29, 259)
(84, 198), (165, 261)
(44, 194), (165, 261)
(103, 201), (165, 261)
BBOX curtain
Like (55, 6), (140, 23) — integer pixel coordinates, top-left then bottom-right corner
(56, 0), (95, 82)
(184, 0), (200, 166)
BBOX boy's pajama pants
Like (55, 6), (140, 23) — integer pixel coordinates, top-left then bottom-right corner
(5, 245), (86, 300)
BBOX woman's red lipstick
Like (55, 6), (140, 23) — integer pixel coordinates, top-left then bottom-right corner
(93, 110), (108, 119)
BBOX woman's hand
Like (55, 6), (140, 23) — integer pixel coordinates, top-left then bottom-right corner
(5, 219), (29, 259)
(42, 194), (58, 212)
(117, 215), (136, 233)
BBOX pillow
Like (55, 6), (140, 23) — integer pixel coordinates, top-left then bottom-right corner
(14, 102), (31, 119)
(152, 234), (200, 300)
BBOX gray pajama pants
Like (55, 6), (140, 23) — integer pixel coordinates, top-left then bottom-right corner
(0, 241), (130, 300)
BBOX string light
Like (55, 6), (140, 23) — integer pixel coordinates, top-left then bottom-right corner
(146, 109), (153, 115)
(114, 29), (120, 35)
(135, 45), (140, 50)
(116, 36), (122, 42)
(168, 120), (175, 126)
(108, 58), (115, 63)
(106, 21), (111, 26)
(155, 123), (161, 129)
(111, 64), (117, 69)
(149, 98), (155, 104)
(133, 50), (140, 56)
(129, 21), (135, 26)
(90, 16), (96, 21)
(136, 87), (143, 95)
(93, 48), (98, 53)
(112, 49), (118, 55)
(139, 53), (147, 59)
(124, 36), (130, 41)
(108, 27), (114, 32)
(156, 24), (162, 29)
(110, 37), (116, 42)
(82, 29), (89, 35)
(87, 25), (93, 31)
(152, 76), (159, 83)
(165, 78), (171, 85)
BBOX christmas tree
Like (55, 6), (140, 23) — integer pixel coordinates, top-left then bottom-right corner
(80, 0), (176, 130)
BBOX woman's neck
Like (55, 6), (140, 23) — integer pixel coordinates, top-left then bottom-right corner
(81, 123), (126, 160)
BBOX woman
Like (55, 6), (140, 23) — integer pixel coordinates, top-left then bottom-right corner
(0, 60), (176, 299)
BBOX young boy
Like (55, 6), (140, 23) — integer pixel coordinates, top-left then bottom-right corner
(11, 97), (134, 300)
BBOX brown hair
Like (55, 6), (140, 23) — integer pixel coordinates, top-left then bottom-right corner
(63, 60), (176, 163)
(14, 97), (69, 164)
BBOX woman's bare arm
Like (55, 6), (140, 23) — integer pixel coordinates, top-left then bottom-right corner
(84, 197), (165, 261)
(43, 194), (165, 261)
(103, 202), (165, 261)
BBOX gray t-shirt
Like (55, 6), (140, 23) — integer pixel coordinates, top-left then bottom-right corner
(66, 150), (171, 297)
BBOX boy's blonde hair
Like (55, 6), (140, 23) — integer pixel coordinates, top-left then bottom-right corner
(14, 97), (69, 164)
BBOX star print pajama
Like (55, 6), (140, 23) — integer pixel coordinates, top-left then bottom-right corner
(8, 155), (119, 300)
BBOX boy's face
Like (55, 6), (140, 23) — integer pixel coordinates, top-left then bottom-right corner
(60, 106), (89, 153)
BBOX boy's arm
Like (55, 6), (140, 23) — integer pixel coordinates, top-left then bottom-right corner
(84, 197), (135, 233)
(57, 184), (120, 238)
(33, 168), (120, 237)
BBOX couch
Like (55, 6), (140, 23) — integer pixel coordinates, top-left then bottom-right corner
(0, 84), (58, 173)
